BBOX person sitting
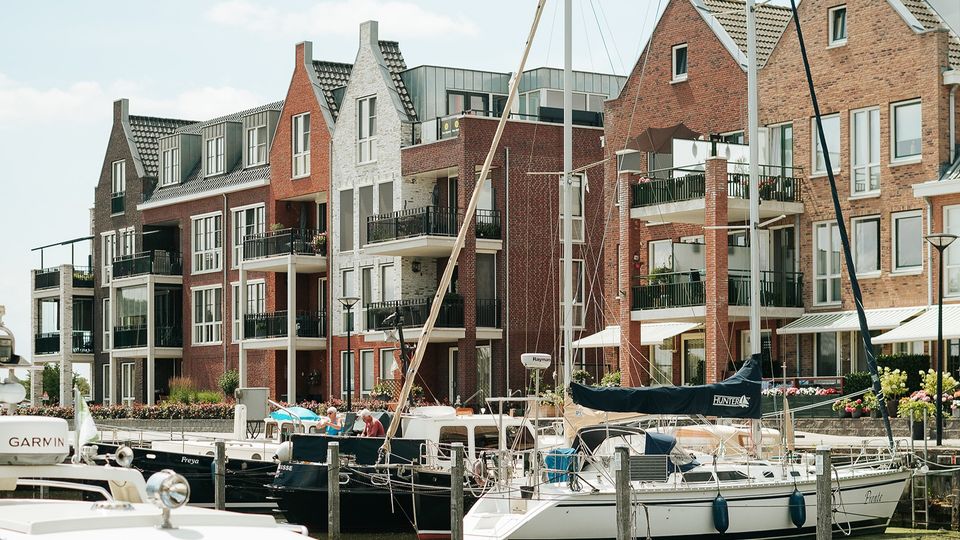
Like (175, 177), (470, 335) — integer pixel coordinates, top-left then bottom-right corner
(359, 409), (384, 437)
(322, 406), (343, 436)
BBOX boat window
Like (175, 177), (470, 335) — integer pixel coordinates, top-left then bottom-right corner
(717, 471), (750, 481)
(505, 425), (535, 451)
(474, 426), (500, 451)
(763, 471), (774, 478)
(683, 471), (715, 483)
(438, 425), (469, 458)
(790, 471), (801, 477)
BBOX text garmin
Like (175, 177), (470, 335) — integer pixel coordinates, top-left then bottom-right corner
(8, 436), (65, 448)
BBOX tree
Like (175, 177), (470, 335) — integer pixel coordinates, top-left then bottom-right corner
(20, 364), (90, 404)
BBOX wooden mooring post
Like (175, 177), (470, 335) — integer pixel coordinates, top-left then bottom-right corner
(816, 446), (832, 540)
(451, 442), (465, 540)
(615, 445), (631, 540)
(952, 467), (960, 531)
(328, 441), (340, 540)
(213, 440), (226, 511)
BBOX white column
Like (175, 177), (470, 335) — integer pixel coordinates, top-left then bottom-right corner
(109, 354), (117, 406)
(287, 260), (297, 403)
(146, 277), (155, 405)
(60, 265), (74, 408)
(239, 266), (248, 388)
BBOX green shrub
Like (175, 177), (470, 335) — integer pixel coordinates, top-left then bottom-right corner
(168, 377), (196, 404)
(571, 369), (592, 385)
(843, 371), (873, 396)
(195, 391), (223, 404)
(600, 371), (621, 387)
(218, 370), (240, 398)
(877, 354), (929, 394)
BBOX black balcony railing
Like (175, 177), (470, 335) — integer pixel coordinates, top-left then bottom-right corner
(476, 298), (502, 328)
(367, 206), (502, 245)
(111, 193), (125, 214)
(35, 333), (60, 355)
(728, 271), (804, 308)
(33, 268), (61, 290)
(631, 269), (804, 310)
(72, 266), (94, 288)
(476, 209), (502, 239)
(112, 251), (182, 279)
(727, 169), (804, 203)
(630, 169), (706, 208)
(242, 228), (326, 261)
(366, 295), (465, 330)
(243, 311), (327, 340)
(72, 330), (93, 354)
(630, 165), (805, 208)
(113, 325), (183, 349)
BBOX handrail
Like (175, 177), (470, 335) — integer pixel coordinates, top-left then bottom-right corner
(18, 479), (112, 501)
(268, 399), (304, 433)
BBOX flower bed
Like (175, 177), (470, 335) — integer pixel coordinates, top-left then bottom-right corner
(10, 398), (396, 420)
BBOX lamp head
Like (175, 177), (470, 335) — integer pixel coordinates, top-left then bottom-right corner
(925, 233), (958, 250)
(338, 296), (360, 309)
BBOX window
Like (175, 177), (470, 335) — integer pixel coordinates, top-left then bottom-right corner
(649, 239), (673, 272)
(102, 298), (111, 351)
(205, 136), (225, 175)
(118, 227), (136, 258)
(438, 426), (468, 458)
(292, 113), (311, 177)
(768, 123), (794, 174)
(246, 125), (267, 166)
(359, 185), (373, 246)
(360, 350), (374, 396)
(340, 351), (355, 399)
(361, 266), (373, 330)
(231, 280), (264, 341)
(852, 216), (880, 274)
(232, 205), (265, 266)
(357, 96), (377, 163)
(111, 160), (126, 195)
(317, 202), (328, 234)
(379, 349), (398, 381)
(616, 243), (622, 298)
(816, 333), (839, 376)
(892, 99), (921, 162)
(812, 115), (840, 174)
(895, 341), (925, 355)
(850, 107), (880, 194)
(116, 286), (147, 328)
(671, 44), (688, 82)
(192, 286), (223, 345)
(161, 148), (179, 186)
(945, 205), (960, 296)
(475, 426), (500, 451)
(829, 6), (847, 46)
(558, 174), (585, 242)
(814, 222), (841, 304)
(339, 189), (354, 252)
(651, 345), (673, 385)
(892, 210), (922, 272)
(101, 232), (116, 285)
(380, 264), (396, 302)
(192, 213), (222, 273)
(342, 269), (356, 333)
(560, 259), (586, 328)
(121, 362), (135, 406)
(720, 131), (744, 145)
(378, 181), (394, 215)
(448, 91), (489, 115)
(102, 364), (111, 405)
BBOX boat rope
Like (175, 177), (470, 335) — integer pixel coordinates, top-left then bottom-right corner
(831, 467), (853, 536)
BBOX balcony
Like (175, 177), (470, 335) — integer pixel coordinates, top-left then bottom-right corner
(366, 295), (465, 331)
(111, 192), (125, 214)
(34, 332), (60, 355)
(241, 311), (327, 350)
(72, 330), (93, 354)
(113, 325), (183, 350)
(364, 206), (503, 257)
(72, 267), (94, 288)
(406, 109), (605, 147)
(629, 166), (805, 224)
(241, 228), (327, 273)
(112, 251), (182, 281)
(33, 268), (60, 290)
(476, 298), (502, 328)
(630, 270), (804, 321)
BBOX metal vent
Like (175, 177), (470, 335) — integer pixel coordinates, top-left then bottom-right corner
(629, 455), (668, 482)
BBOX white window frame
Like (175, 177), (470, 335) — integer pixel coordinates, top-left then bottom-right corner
(231, 204), (265, 268)
(811, 114), (841, 176)
(292, 112), (311, 177)
(160, 147), (180, 186)
(121, 362), (135, 406)
(118, 227), (136, 258)
(246, 124), (267, 167)
(891, 99), (922, 164)
(231, 279), (265, 342)
(357, 96), (378, 164)
(103, 298), (111, 351)
(379, 263), (396, 302)
(101, 231), (116, 286)
(379, 348), (397, 382)
(649, 239), (673, 272)
(944, 204), (960, 297)
(205, 136), (225, 176)
(849, 106), (880, 196)
(828, 5), (847, 47)
(560, 259), (586, 329)
(558, 173), (585, 243)
(851, 215), (881, 276)
(671, 43), (688, 82)
(191, 212), (223, 274)
(192, 285), (223, 346)
(892, 209), (923, 273)
(341, 268), (356, 334)
(814, 332), (840, 377)
(340, 350), (355, 399)
(360, 349), (375, 396)
(102, 364), (111, 405)
(813, 221), (842, 305)
(111, 160), (126, 195)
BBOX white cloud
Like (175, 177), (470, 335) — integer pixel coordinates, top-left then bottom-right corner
(0, 73), (104, 123)
(205, 0), (478, 39)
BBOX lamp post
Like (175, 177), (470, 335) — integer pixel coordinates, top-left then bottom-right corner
(925, 232), (957, 446)
(338, 296), (360, 411)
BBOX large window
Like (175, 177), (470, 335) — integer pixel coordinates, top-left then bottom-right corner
(672, 44), (688, 82)
(116, 286), (147, 328)
(232, 205), (265, 266)
(161, 148), (179, 186)
(102, 364), (111, 405)
(246, 125), (267, 166)
(192, 286), (223, 345)
(341, 268), (356, 333)
(231, 280), (264, 341)
(380, 264), (396, 302)
(361, 266), (373, 331)
(359, 185), (373, 246)
(111, 160), (126, 195)
(205, 136), (224, 175)
(357, 96), (377, 164)
(292, 113), (311, 177)
(339, 189), (354, 252)
(829, 6), (847, 46)
(379, 181), (394, 215)
(340, 351), (355, 399)
(121, 362), (135, 406)
(118, 227), (136, 258)
(102, 298), (111, 351)
(192, 213), (222, 273)
(558, 174), (584, 242)
(814, 222), (841, 304)
(812, 114), (840, 175)
(649, 239), (673, 272)
(476, 345), (493, 403)
(850, 107), (879, 195)
(379, 349), (398, 381)
(360, 350), (375, 396)
(892, 210), (922, 272)
(768, 123), (793, 174)
(945, 205), (960, 296)
(892, 99), (921, 162)
(559, 259), (585, 328)
(101, 232), (116, 285)
(816, 333), (838, 376)
(852, 216), (880, 274)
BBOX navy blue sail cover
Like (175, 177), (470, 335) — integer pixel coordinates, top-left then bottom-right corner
(569, 355), (763, 419)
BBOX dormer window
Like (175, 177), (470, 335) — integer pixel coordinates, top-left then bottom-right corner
(829, 6), (847, 46)
(205, 136), (225, 176)
(246, 125), (267, 167)
(292, 113), (310, 177)
(672, 44), (688, 82)
(161, 148), (179, 186)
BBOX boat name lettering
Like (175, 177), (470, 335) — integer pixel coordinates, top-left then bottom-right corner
(864, 490), (882, 504)
(181, 456), (199, 465)
(712, 395), (750, 408)
(277, 464), (293, 472)
(8, 436), (64, 448)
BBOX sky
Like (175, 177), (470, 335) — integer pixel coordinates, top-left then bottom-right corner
(0, 0), (670, 362)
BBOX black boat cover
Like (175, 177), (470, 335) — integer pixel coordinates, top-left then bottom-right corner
(569, 355), (763, 419)
(291, 434), (424, 465)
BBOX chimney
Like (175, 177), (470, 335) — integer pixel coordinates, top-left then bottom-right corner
(113, 98), (129, 125)
(359, 20), (379, 49)
(297, 41), (313, 70)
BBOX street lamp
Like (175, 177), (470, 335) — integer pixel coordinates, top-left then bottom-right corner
(925, 232), (957, 446)
(338, 296), (360, 411)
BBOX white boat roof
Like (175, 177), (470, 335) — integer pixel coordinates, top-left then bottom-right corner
(0, 463), (148, 503)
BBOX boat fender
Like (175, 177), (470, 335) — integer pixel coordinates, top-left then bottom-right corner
(788, 489), (806, 528)
(712, 494), (729, 534)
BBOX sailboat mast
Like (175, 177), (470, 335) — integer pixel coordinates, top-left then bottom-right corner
(562, 0), (574, 385)
(746, 0), (761, 357)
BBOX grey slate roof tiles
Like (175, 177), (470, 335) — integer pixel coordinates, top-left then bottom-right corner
(144, 164), (270, 205)
(378, 40), (417, 120)
(173, 101), (284, 136)
(899, 0), (960, 69)
(128, 115), (195, 177)
(701, 0), (794, 68)
(312, 60), (353, 120)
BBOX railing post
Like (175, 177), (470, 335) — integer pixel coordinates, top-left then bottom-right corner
(451, 442), (464, 540)
(328, 441), (340, 540)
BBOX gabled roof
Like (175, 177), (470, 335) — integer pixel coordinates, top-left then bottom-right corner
(140, 165), (270, 209)
(378, 40), (416, 119)
(172, 101), (284, 136)
(311, 61), (353, 120)
(127, 116), (194, 178)
(696, 0), (794, 69)
(895, 0), (960, 69)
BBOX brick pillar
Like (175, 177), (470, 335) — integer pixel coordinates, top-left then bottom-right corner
(59, 265), (74, 407)
(704, 157), (729, 384)
(619, 175), (646, 387)
(458, 162), (478, 405)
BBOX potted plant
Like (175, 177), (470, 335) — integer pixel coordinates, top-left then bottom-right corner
(571, 369), (592, 386)
(863, 391), (880, 418)
(952, 399), (960, 419)
(304, 369), (322, 388)
(270, 222), (286, 232)
(538, 388), (563, 417)
(313, 232), (328, 255)
(880, 367), (907, 417)
(372, 381), (393, 402)
(898, 391), (935, 440)
(600, 371), (621, 388)
(832, 397), (852, 419)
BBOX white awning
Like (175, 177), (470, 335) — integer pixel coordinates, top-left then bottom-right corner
(572, 322), (700, 349)
(873, 305), (960, 344)
(777, 306), (925, 335)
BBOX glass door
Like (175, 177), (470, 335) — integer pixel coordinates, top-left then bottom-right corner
(681, 335), (706, 385)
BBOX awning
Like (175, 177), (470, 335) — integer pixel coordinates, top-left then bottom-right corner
(777, 306), (925, 335)
(572, 322), (700, 349)
(873, 305), (960, 344)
